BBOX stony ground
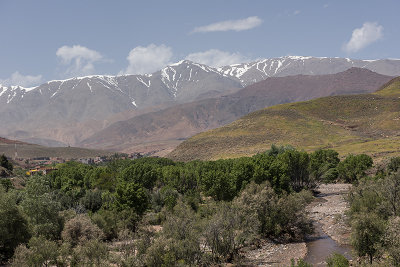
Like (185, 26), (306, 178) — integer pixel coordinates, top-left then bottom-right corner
(240, 240), (307, 266)
(307, 183), (352, 245)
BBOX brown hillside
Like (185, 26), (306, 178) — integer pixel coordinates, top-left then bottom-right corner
(168, 76), (400, 161)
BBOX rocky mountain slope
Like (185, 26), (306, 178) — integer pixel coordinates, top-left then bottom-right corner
(218, 56), (400, 86)
(81, 68), (393, 155)
(168, 76), (400, 161)
(1, 56), (400, 147)
(0, 61), (242, 145)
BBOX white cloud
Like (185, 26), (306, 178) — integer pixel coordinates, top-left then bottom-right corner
(186, 49), (249, 67)
(56, 45), (103, 77)
(293, 10), (301, 15)
(0, 71), (43, 87)
(121, 44), (173, 75)
(192, 16), (262, 33)
(343, 22), (383, 53)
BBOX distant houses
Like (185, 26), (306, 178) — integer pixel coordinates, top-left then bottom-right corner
(22, 152), (147, 176)
(27, 166), (57, 176)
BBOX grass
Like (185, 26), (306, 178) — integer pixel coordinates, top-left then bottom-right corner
(168, 78), (400, 162)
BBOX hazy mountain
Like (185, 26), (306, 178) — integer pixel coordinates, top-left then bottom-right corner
(81, 68), (393, 155)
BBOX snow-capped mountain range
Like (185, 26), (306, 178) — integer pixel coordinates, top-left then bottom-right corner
(1, 56), (400, 147)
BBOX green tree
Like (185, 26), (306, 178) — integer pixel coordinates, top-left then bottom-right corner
(351, 212), (385, 264)
(0, 188), (30, 263)
(0, 154), (13, 171)
(309, 149), (339, 183)
(21, 176), (63, 240)
(387, 157), (400, 174)
(337, 154), (373, 183)
(200, 169), (236, 201)
(118, 162), (160, 189)
(382, 171), (400, 216)
(275, 150), (312, 192)
(114, 181), (149, 215)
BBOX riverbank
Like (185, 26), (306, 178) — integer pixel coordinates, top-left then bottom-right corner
(239, 183), (352, 266)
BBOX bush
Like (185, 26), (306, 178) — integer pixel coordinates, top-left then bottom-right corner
(290, 258), (312, 267)
(72, 239), (109, 267)
(146, 201), (203, 265)
(383, 216), (400, 266)
(326, 253), (349, 267)
(62, 214), (104, 246)
(204, 202), (258, 262)
(11, 236), (59, 267)
(233, 181), (313, 241)
(80, 190), (103, 212)
(387, 157), (400, 174)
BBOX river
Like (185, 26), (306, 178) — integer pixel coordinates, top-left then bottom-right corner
(304, 222), (352, 266)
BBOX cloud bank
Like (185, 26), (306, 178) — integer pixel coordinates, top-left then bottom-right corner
(56, 45), (103, 77)
(121, 44), (173, 75)
(343, 22), (383, 53)
(192, 16), (262, 33)
(0, 71), (43, 87)
(186, 49), (249, 67)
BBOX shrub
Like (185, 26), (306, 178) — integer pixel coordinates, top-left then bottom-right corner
(326, 253), (349, 267)
(383, 216), (400, 266)
(72, 239), (109, 267)
(290, 258), (313, 267)
(62, 214), (104, 246)
(11, 236), (59, 267)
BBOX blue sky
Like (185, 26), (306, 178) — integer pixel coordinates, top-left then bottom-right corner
(0, 0), (399, 87)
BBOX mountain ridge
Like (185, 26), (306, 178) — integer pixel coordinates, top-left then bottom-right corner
(81, 68), (393, 155)
(1, 56), (400, 148)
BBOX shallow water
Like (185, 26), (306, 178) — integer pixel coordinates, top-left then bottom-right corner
(304, 223), (352, 266)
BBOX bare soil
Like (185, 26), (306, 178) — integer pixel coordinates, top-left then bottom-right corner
(240, 240), (307, 266)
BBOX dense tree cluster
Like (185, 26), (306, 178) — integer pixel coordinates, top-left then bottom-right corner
(348, 156), (400, 265)
(0, 154), (13, 178)
(0, 146), (382, 266)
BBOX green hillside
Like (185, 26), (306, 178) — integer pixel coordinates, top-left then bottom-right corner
(168, 77), (400, 161)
